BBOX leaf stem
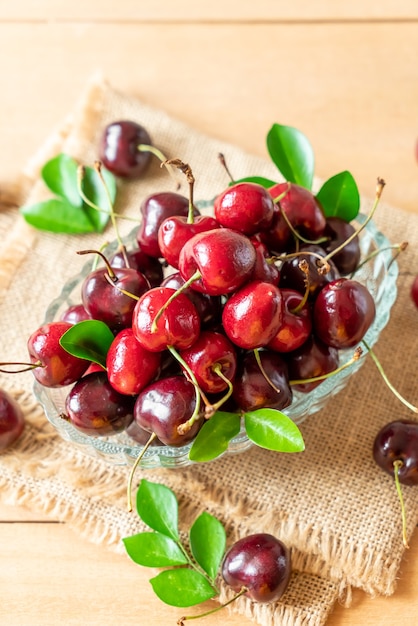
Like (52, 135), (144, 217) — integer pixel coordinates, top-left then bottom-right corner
(393, 460), (409, 549)
(177, 586), (248, 624)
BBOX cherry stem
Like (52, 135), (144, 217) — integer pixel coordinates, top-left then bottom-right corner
(277, 250), (331, 276)
(151, 270), (202, 332)
(77, 249), (118, 283)
(167, 346), (202, 435)
(362, 340), (418, 413)
(177, 586), (248, 624)
(352, 242), (408, 276)
(276, 194), (328, 246)
(218, 152), (235, 183)
(126, 432), (158, 512)
(289, 259), (310, 314)
(164, 159), (196, 223)
(0, 361), (43, 374)
(253, 349), (283, 394)
(205, 365), (234, 416)
(137, 144), (180, 189)
(289, 347), (363, 386)
(320, 177), (386, 268)
(393, 460), (410, 549)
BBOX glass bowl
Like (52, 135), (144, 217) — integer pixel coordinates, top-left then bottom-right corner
(33, 212), (398, 468)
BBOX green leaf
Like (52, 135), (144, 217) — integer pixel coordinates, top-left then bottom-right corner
(229, 175), (278, 188)
(189, 411), (241, 462)
(149, 569), (217, 607)
(122, 532), (188, 567)
(316, 170), (360, 222)
(136, 479), (180, 541)
(189, 512), (226, 580)
(80, 165), (117, 233)
(244, 408), (305, 452)
(41, 153), (82, 207)
(20, 198), (96, 234)
(267, 123), (314, 189)
(59, 320), (115, 368)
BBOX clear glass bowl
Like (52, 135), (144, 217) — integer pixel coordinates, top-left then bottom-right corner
(34, 212), (398, 468)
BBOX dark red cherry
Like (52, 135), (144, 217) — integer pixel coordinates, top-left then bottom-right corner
(222, 281), (284, 350)
(27, 321), (89, 387)
(161, 272), (221, 327)
(106, 328), (161, 395)
(110, 247), (164, 288)
(321, 217), (361, 275)
(373, 420), (418, 486)
(313, 278), (376, 349)
(64, 371), (135, 436)
(270, 182), (326, 240)
(99, 120), (152, 179)
(268, 289), (312, 353)
(158, 214), (220, 269)
(411, 275), (418, 309)
(279, 244), (340, 298)
(232, 349), (292, 412)
(249, 239), (280, 285)
(179, 228), (256, 296)
(132, 287), (200, 352)
(133, 375), (202, 446)
(287, 335), (339, 393)
(60, 303), (92, 325)
(0, 388), (25, 450)
(126, 420), (164, 446)
(214, 182), (275, 235)
(222, 533), (291, 603)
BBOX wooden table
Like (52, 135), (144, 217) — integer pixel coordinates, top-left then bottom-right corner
(1, 3), (418, 625)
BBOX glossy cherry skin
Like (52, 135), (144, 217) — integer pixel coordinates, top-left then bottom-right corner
(64, 371), (135, 436)
(132, 287), (200, 352)
(27, 321), (89, 387)
(179, 330), (237, 394)
(137, 192), (198, 258)
(179, 228), (256, 296)
(249, 239), (280, 285)
(373, 420), (418, 486)
(411, 275), (418, 309)
(60, 303), (92, 325)
(81, 265), (150, 333)
(106, 328), (161, 395)
(126, 420), (164, 446)
(158, 214), (220, 269)
(222, 533), (291, 603)
(110, 247), (164, 288)
(133, 375), (203, 446)
(313, 278), (376, 349)
(232, 349), (292, 412)
(0, 388), (25, 450)
(268, 289), (312, 353)
(279, 244), (340, 298)
(99, 120), (152, 178)
(222, 281), (284, 350)
(270, 182), (326, 240)
(321, 217), (361, 275)
(214, 182), (275, 236)
(287, 335), (339, 393)
(161, 272), (221, 328)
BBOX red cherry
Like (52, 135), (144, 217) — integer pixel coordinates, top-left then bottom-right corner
(99, 120), (152, 179)
(287, 335), (339, 393)
(214, 182), (275, 235)
(249, 239), (280, 285)
(411, 275), (418, 309)
(268, 288), (312, 353)
(0, 388), (25, 450)
(158, 214), (220, 269)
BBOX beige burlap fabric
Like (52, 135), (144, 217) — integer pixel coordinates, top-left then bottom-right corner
(1, 76), (417, 626)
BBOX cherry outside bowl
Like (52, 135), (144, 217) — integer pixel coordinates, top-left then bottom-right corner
(33, 211), (398, 468)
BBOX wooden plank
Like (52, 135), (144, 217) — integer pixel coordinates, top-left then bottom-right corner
(1, 1), (418, 22)
(0, 22), (417, 213)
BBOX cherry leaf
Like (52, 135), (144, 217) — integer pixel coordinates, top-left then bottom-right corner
(244, 408), (305, 452)
(136, 479), (180, 541)
(122, 532), (188, 567)
(267, 123), (314, 189)
(149, 569), (217, 607)
(41, 153), (83, 208)
(188, 411), (241, 462)
(20, 198), (96, 234)
(80, 165), (116, 233)
(316, 170), (360, 222)
(189, 511), (226, 581)
(59, 319), (114, 368)
(229, 175), (278, 188)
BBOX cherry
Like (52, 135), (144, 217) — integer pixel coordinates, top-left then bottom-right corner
(232, 349), (292, 412)
(221, 533), (291, 603)
(160, 272), (221, 327)
(136, 192), (197, 258)
(0, 388), (25, 450)
(373, 420), (418, 486)
(321, 216), (361, 275)
(126, 419), (163, 446)
(178, 228), (256, 296)
(110, 247), (164, 288)
(133, 375), (203, 446)
(27, 321), (89, 387)
(222, 281), (284, 350)
(63, 371), (135, 436)
(287, 335), (339, 393)
(268, 288), (312, 353)
(179, 330), (237, 394)
(214, 182), (275, 235)
(279, 244), (340, 298)
(106, 328), (161, 395)
(313, 278), (376, 349)
(411, 275), (418, 309)
(60, 303), (92, 325)
(99, 120), (152, 178)
(132, 287), (200, 352)
(248, 239), (280, 285)
(158, 214), (220, 269)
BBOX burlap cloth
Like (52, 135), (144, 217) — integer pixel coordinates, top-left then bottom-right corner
(1, 76), (417, 626)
